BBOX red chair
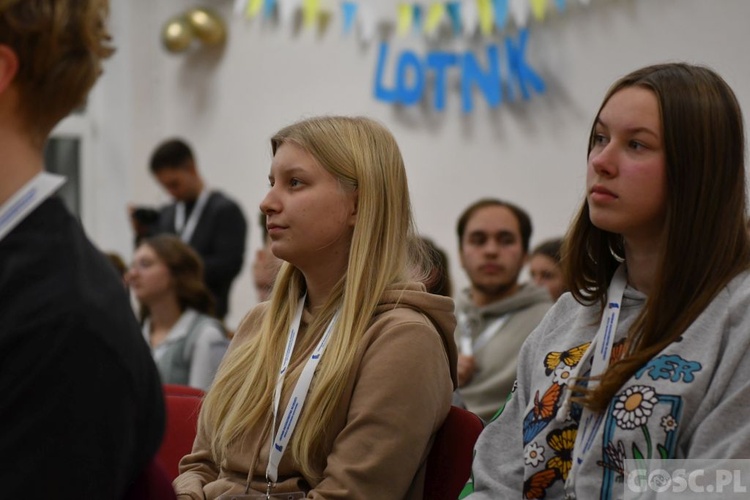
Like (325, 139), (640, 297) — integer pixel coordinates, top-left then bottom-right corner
(124, 458), (178, 500)
(156, 391), (204, 481)
(163, 383), (206, 398)
(424, 406), (485, 500)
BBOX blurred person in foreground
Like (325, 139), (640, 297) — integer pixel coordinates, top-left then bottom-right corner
(0, 0), (164, 497)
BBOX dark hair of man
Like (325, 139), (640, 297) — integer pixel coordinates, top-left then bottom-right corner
(456, 198), (533, 253)
(564, 63), (750, 411)
(149, 138), (195, 174)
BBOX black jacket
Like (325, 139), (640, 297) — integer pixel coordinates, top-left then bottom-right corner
(0, 196), (165, 498)
(149, 191), (247, 320)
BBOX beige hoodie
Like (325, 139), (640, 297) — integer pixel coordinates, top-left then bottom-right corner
(174, 282), (458, 500)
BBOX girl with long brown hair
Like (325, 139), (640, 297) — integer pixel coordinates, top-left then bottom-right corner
(464, 63), (750, 499)
(128, 234), (228, 390)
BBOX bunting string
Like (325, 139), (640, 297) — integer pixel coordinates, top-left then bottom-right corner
(233, 0), (610, 42)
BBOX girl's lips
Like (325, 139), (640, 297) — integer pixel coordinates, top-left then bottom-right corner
(266, 225), (286, 235)
(590, 185), (617, 202)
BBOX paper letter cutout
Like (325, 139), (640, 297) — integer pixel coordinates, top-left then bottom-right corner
(427, 52), (459, 111)
(505, 28), (546, 100)
(396, 50), (425, 105)
(374, 42), (398, 103)
(461, 45), (502, 113)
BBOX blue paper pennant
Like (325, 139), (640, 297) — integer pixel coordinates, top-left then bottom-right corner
(342, 1), (358, 35)
(493, 0), (509, 30)
(446, 2), (462, 35)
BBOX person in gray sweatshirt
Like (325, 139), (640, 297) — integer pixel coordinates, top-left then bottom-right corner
(453, 199), (552, 422)
(462, 62), (750, 499)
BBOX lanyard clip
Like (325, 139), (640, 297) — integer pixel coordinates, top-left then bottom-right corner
(266, 479), (273, 499)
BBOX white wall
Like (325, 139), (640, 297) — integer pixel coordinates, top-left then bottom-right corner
(91, 0), (750, 328)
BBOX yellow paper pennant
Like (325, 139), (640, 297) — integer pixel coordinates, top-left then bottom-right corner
(303, 0), (320, 28)
(397, 4), (413, 36)
(425, 3), (446, 34)
(531, 0), (547, 20)
(245, 0), (263, 19)
(478, 0), (494, 36)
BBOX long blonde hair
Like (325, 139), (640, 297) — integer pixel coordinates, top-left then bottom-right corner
(201, 116), (423, 480)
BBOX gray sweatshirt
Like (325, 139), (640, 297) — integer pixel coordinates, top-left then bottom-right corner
(463, 270), (750, 499)
(455, 283), (552, 422)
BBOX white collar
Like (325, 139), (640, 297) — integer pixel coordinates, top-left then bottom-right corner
(142, 308), (199, 346)
(0, 172), (65, 242)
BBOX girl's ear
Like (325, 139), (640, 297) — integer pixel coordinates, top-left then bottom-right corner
(347, 190), (358, 227)
(0, 45), (19, 95)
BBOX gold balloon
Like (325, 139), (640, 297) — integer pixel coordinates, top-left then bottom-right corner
(185, 8), (226, 46)
(162, 17), (194, 53)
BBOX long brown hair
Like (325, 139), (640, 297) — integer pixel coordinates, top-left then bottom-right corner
(136, 234), (215, 322)
(564, 63), (750, 411)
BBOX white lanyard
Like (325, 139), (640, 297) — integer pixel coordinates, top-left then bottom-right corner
(565, 264), (627, 492)
(458, 312), (509, 356)
(266, 295), (339, 486)
(175, 189), (210, 244)
(0, 172), (65, 243)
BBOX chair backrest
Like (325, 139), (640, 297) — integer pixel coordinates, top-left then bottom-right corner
(424, 406), (485, 500)
(124, 458), (178, 500)
(163, 383), (206, 398)
(156, 390), (204, 481)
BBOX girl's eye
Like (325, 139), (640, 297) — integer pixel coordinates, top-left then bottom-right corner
(290, 178), (301, 187)
(593, 134), (608, 145)
(629, 140), (645, 151)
